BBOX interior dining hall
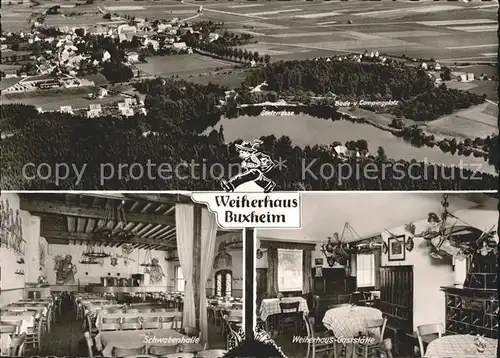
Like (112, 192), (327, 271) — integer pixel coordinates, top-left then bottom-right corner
(0, 192), (244, 357)
(255, 192), (498, 358)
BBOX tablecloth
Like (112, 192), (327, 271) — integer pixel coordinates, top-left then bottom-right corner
(4, 304), (48, 316)
(95, 328), (188, 357)
(1, 313), (34, 331)
(425, 334), (498, 357)
(322, 306), (383, 338)
(259, 297), (309, 322)
(95, 311), (180, 328)
(0, 333), (12, 356)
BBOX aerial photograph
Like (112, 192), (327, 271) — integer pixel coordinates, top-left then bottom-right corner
(1, 0), (498, 190)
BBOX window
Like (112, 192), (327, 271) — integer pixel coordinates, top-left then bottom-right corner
(215, 269), (232, 297)
(356, 253), (375, 287)
(278, 249), (303, 292)
(176, 266), (185, 292)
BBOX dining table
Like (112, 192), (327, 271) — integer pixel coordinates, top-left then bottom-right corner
(322, 305), (383, 339)
(0, 311), (36, 332)
(94, 328), (190, 357)
(425, 334), (498, 357)
(4, 304), (48, 316)
(95, 311), (180, 328)
(259, 297), (309, 322)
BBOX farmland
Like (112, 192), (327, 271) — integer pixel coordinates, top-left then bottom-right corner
(136, 54), (234, 77)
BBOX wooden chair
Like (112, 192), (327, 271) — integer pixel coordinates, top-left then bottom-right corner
(142, 316), (161, 330)
(0, 320), (22, 334)
(122, 316), (140, 323)
(11, 332), (26, 356)
(311, 295), (320, 324)
(99, 323), (121, 331)
(337, 294), (351, 304)
(25, 316), (42, 352)
(278, 301), (300, 335)
(84, 331), (103, 358)
(349, 292), (365, 305)
(328, 303), (350, 309)
(161, 353), (195, 358)
(416, 323), (443, 358)
(103, 317), (121, 324)
(86, 313), (99, 338)
(41, 306), (53, 334)
(173, 315), (183, 331)
(121, 322), (142, 330)
(354, 318), (389, 358)
(149, 345), (180, 356)
(113, 345), (146, 357)
(303, 314), (338, 358)
(160, 315), (175, 329)
(196, 349), (227, 358)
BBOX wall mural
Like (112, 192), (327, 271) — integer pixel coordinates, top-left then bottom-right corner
(53, 254), (77, 284)
(39, 238), (47, 268)
(146, 258), (165, 285)
(0, 199), (25, 255)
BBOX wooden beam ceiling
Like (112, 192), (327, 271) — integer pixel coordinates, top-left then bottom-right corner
(20, 199), (175, 226)
(41, 229), (176, 250)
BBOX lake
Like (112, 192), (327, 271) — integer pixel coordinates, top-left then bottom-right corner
(209, 114), (496, 174)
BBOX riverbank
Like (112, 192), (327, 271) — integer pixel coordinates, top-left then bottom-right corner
(233, 102), (495, 165)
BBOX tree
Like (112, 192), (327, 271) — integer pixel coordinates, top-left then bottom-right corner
(264, 54), (271, 64)
(74, 28), (85, 37)
(101, 62), (134, 83)
(441, 67), (451, 81)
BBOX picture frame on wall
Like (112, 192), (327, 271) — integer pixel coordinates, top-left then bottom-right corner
(315, 258), (323, 266)
(388, 235), (406, 261)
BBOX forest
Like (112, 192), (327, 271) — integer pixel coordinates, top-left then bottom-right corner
(243, 60), (485, 121)
(1, 104), (497, 191)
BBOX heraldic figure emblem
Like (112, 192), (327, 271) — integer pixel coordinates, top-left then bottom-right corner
(220, 139), (277, 193)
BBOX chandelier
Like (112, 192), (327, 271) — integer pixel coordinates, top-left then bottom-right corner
(83, 242), (110, 258)
(140, 249), (153, 268)
(93, 200), (137, 241)
(213, 242), (232, 269)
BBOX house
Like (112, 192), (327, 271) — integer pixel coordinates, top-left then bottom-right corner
(118, 24), (137, 34)
(172, 42), (187, 51)
(4, 68), (18, 78)
(117, 102), (129, 110)
(120, 107), (134, 117)
(86, 110), (100, 118)
(126, 52), (140, 63)
(466, 73), (474, 81)
(59, 106), (73, 114)
(434, 63), (441, 71)
(89, 104), (102, 112)
(208, 33), (219, 42)
(179, 27), (193, 35)
(420, 63), (428, 70)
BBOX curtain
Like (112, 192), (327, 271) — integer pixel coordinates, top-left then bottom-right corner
(176, 204), (195, 328)
(302, 250), (312, 294)
(267, 248), (279, 296)
(199, 209), (218, 343)
(374, 249), (381, 289)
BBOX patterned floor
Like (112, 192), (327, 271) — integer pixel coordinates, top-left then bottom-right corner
(28, 298), (225, 356)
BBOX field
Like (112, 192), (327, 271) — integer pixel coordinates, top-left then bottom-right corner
(425, 102), (498, 140)
(0, 87), (126, 111)
(3, 0), (497, 63)
(136, 54), (234, 77)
